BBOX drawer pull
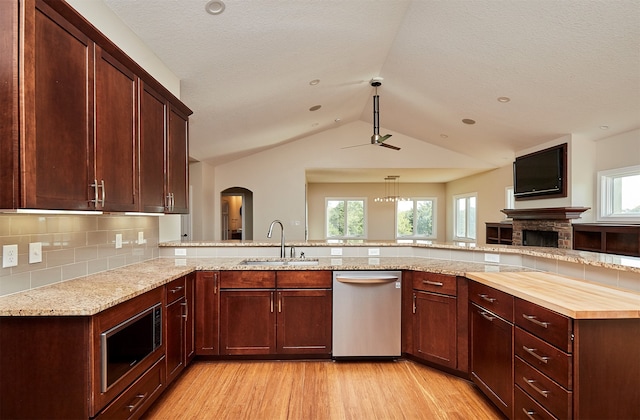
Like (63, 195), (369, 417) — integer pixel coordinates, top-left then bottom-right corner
(423, 280), (443, 287)
(479, 310), (495, 322)
(523, 345), (550, 364)
(170, 286), (184, 294)
(522, 314), (550, 328)
(412, 293), (417, 314)
(478, 293), (496, 303)
(523, 377), (550, 398)
(126, 392), (148, 412)
(522, 408), (537, 420)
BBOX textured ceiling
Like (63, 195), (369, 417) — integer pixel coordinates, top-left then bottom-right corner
(103, 0), (640, 181)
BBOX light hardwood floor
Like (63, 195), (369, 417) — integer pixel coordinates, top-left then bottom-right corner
(143, 360), (504, 419)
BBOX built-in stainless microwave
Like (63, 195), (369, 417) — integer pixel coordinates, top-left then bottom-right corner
(100, 303), (162, 392)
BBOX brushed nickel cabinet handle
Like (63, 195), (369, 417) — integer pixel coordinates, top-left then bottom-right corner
(126, 392), (148, 412)
(523, 314), (550, 328)
(181, 301), (188, 319)
(100, 179), (105, 206)
(412, 293), (416, 314)
(423, 280), (443, 287)
(170, 286), (184, 293)
(523, 345), (550, 364)
(479, 310), (495, 322)
(523, 377), (550, 398)
(522, 408), (536, 420)
(478, 293), (496, 303)
(90, 180), (99, 207)
(270, 292), (274, 313)
(214, 272), (218, 294)
(278, 292), (282, 313)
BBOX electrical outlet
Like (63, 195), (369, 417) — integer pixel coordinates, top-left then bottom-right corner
(174, 248), (187, 256)
(115, 234), (123, 249)
(3, 244), (18, 268)
(138, 231), (145, 244)
(484, 253), (500, 263)
(29, 242), (43, 264)
(368, 248), (380, 256)
(330, 248), (343, 256)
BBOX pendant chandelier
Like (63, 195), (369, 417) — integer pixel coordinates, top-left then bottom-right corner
(374, 175), (409, 203)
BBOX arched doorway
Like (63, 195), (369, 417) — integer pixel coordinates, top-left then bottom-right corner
(221, 187), (253, 240)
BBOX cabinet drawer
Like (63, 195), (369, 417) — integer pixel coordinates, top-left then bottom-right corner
(98, 356), (165, 419)
(413, 272), (456, 295)
(515, 327), (572, 390)
(515, 298), (573, 353)
(166, 276), (186, 304)
(469, 281), (514, 321)
(514, 385), (557, 420)
(515, 357), (572, 420)
(277, 270), (332, 288)
(220, 271), (276, 288)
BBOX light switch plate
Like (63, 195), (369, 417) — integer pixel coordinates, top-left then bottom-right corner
(174, 248), (187, 256)
(330, 248), (343, 256)
(115, 234), (123, 249)
(3, 244), (18, 268)
(29, 242), (43, 264)
(138, 231), (145, 244)
(484, 253), (500, 263)
(368, 248), (380, 256)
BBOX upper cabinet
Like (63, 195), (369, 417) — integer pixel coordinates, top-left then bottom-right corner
(0, 0), (192, 213)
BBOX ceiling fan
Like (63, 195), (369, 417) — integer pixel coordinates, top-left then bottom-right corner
(343, 77), (401, 151)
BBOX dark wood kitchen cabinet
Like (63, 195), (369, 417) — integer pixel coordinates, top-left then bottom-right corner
(0, 0), (191, 213)
(405, 272), (469, 373)
(0, 287), (165, 419)
(219, 270), (332, 356)
(165, 274), (195, 385)
(469, 281), (514, 418)
(195, 271), (221, 355)
(276, 271), (332, 355)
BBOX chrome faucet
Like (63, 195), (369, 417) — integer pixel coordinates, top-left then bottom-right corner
(267, 220), (285, 258)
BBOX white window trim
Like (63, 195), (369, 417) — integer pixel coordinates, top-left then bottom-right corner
(597, 165), (640, 223)
(324, 197), (368, 239)
(395, 197), (438, 239)
(453, 192), (477, 242)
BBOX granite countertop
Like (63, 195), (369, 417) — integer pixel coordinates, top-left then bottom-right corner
(159, 240), (640, 274)
(1, 255), (638, 319)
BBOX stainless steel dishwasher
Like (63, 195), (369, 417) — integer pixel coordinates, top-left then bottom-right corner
(332, 271), (402, 359)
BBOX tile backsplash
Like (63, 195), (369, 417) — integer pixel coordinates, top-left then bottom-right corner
(0, 214), (159, 296)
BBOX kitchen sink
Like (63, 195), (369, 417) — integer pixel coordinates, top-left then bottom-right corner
(240, 259), (319, 266)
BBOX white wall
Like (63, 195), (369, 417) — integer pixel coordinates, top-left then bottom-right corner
(214, 121), (493, 241)
(445, 165), (513, 243)
(595, 129), (640, 171)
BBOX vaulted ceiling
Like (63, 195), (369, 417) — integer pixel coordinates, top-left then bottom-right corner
(103, 0), (640, 178)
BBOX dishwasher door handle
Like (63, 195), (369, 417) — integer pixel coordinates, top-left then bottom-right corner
(336, 276), (399, 284)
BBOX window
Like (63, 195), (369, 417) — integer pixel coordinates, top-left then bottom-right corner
(326, 198), (366, 238)
(396, 198), (436, 238)
(454, 193), (477, 241)
(598, 165), (640, 222)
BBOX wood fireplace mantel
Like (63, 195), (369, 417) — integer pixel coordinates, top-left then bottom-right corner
(501, 207), (590, 220)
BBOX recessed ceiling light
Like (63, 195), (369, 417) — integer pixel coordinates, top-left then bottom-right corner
(497, 96), (511, 103)
(462, 118), (476, 125)
(334, 118), (341, 123)
(600, 125), (609, 130)
(205, 0), (225, 15)
(309, 79), (320, 86)
(440, 134), (448, 139)
(309, 105), (321, 111)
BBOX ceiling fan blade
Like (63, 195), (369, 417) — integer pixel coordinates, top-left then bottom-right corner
(379, 142), (401, 151)
(378, 134), (392, 142)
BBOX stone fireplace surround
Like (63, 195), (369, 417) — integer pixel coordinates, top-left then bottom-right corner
(501, 207), (590, 249)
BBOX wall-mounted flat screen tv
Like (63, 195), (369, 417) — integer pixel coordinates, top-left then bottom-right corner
(513, 143), (567, 200)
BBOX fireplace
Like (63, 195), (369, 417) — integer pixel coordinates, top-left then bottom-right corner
(501, 207), (590, 249)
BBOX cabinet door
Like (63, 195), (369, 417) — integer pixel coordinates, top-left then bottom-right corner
(220, 290), (275, 355)
(165, 296), (185, 385)
(185, 272), (196, 364)
(277, 289), (332, 355)
(195, 271), (219, 355)
(413, 291), (457, 368)
(470, 302), (513, 418)
(94, 46), (138, 212)
(139, 82), (167, 213)
(0, 0), (18, 209)
(22, 2), (94, 209)
(166, 105), (189, 213)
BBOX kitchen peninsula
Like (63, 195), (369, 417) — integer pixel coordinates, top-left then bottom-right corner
(0, 241), (638, 419)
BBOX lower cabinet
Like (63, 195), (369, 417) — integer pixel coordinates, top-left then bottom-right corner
(165, 273), (195, 385)
(195, 271), (220, 355)
(219, 270), (332, 356)
(469, 281), (514, 418)
(407, 272), (468, 373)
